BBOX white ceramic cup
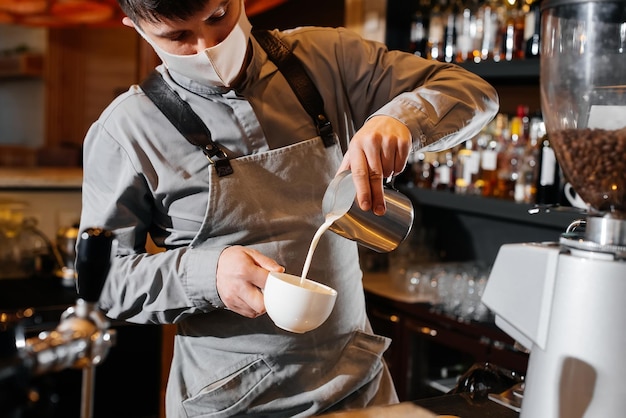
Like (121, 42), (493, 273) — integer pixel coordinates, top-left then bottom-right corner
(264, 272), (337, 334)
(564, 182), (588, 209)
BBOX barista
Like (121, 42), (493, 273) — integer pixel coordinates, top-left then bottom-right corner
(78, 0), (499, 416)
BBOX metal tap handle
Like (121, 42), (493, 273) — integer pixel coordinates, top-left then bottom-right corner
(75, 228), (114, 303)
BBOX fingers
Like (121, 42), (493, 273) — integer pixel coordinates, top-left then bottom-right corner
(225, 284), (266, 318)
(216, 246), (284, 318)
(351, 161), (384, 214)
(338, 151), (383, 213)
(336, 150), (351, 175)
(246, 248), (285, 274)
(343, 116), (411, 215)
(346, 127), (387, 214)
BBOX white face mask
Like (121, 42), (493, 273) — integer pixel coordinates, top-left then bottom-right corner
(137, 4), (252, 87)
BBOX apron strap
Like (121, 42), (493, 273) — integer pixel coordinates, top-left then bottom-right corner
(253, 30), (336, 148)
(140, 71), (234, 177)
(139, 30), (337, 177)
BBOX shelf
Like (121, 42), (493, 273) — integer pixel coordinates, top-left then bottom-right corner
(0, 52), (44, 79)
(456, 59), (540, 80)
(401, 187), (584, 231)
(0, 167), (83, 190)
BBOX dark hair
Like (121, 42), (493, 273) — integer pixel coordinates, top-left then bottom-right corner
(117, 0), (209, 24)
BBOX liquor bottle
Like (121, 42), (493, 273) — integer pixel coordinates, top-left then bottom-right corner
(408, 2), (429, 58)
(443, 0), (458, 63)
(518, 104), (530, 141)
(479, 144), (499, 197)
(501, 3), (525, 61)
(414, 152), (436, 189)
(427, 0), (445, 61)
(395, 152), (416, 186)
(433, 151), (455, 191)
(476, 0), (501, 61)
(493, 115), (517, 200)
(478, 114), (505, 198)
(455, 0), (480, 62)
(535, 132), (561, 205)
(472, 121), (496, 196)
(514, 107), (538, 203)
(509, 105), (529, 148)
(515, 156), (537, 203)
(524, 0), (541, 58)
(455, 140), (479, 194)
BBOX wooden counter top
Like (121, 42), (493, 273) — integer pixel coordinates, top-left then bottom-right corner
(363, 272), (435, 304)
(0, 167), (82, 189)
(319, 396), (518, 418)
(319, 401), (436, 417)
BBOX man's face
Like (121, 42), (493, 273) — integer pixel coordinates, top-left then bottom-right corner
(122, 0), (242, 55)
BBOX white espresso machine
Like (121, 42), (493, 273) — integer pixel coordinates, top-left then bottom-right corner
(482, 0), (626, 416)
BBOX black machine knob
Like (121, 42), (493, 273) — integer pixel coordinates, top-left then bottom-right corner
(75, 228), (114, 303)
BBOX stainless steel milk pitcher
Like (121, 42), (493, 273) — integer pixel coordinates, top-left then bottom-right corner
(322, 170), (414, 253)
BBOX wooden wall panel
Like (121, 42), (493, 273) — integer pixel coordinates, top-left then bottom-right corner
(45, 27), (138, 148)
(40, 0), (343, 155)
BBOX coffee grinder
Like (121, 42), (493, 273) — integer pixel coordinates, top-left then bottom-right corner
(482, 0), (626, 416)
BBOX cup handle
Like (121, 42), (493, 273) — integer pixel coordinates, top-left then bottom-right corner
(564, 183), (587, 209)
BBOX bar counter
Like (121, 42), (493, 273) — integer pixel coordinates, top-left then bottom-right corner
(0, 167), (83, 190)
(319, 394), (519, 417)
(0, 275), (162, 417)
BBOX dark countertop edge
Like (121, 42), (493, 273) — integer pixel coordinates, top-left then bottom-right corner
(400, 186), (585, 230)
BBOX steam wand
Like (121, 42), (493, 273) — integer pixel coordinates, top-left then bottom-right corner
(22, 227), (116, 418)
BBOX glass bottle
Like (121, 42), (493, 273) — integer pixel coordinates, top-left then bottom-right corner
(433, 151), (455, 191)
(396, 152), (416, 186)
(414, 152), (436, 189)
(491, 0), (508, 62)
(409, 1), (430, 58)
(501, 1), (525, 61)
(493, 115), (517, 200)
(455, 0), (480, 62)
(535, 132), (561, 205)
(427, 0), (445, 61)
(455, 140), (480, 194)
(524, 0), (541, 58)
(514, 107), (539, 203)
(472, 123), (496, 196)
(443, 0), (459, 63)
(479, 140), (498, 197)
(515, 156), (537, 203)
(477, 0), (502, 61)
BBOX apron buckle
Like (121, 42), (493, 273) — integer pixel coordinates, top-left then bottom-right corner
(203, 145), (234, 176)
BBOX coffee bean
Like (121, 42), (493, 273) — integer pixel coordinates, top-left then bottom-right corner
(551, 127), (626, 213)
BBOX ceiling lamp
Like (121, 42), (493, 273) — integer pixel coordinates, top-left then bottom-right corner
(246, 0), (289, 16)
(0, 0), (117, 26)
(0, 0), (290, 27)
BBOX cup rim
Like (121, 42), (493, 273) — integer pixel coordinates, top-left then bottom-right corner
(267, 272), (337, 296)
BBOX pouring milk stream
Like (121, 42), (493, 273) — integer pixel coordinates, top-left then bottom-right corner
(262, 171), (413, 333)
(300, 213), (341, 284)
(301, 170), (414, 284)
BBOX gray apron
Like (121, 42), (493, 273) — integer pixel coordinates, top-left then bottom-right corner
(166, 136), (397, 417)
